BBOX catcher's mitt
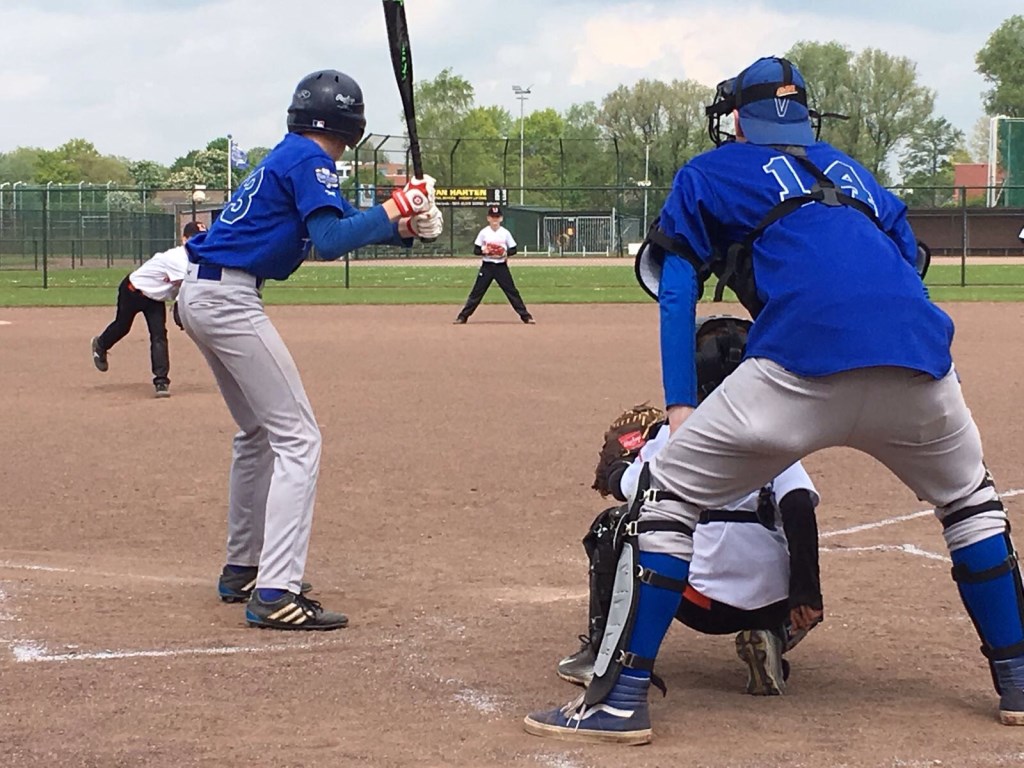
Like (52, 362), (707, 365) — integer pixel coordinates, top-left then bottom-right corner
(592, 403), (666, 498)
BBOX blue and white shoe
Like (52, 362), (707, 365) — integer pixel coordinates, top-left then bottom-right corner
(523, 675), (652, 745)
(994, 657), (1024, 725)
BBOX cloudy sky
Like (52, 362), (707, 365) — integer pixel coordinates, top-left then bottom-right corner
(0, 0), (1012, 165)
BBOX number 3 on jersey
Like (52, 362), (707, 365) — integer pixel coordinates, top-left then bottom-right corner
(220, 168), (265, 225)
(762, 155), (878, 215)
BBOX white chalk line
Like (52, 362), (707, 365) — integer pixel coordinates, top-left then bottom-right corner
(10, 639), (324, 664)
(0, 561), (206, 585)
(2, 489), (1019, 668)
(822, 543), (950, 562)
(821, 487), (1024, 539)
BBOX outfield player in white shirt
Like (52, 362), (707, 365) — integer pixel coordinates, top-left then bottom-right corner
(90, 221), (204, 397)
(453, 205), (534, 324)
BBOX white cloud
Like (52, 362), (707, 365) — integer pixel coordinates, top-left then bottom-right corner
(0, 0), (1010, 165)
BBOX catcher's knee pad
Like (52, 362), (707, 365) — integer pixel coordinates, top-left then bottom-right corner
(938, 472), (1008, 551)
(586, 465), (692, 706)
(635, 486), (699, 560)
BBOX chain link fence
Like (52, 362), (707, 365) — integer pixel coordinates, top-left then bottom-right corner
(0, 175), (1022, 286)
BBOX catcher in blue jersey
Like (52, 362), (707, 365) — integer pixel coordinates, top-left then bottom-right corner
(525, 56), (1024, 744)
(179, 70), (443, 631)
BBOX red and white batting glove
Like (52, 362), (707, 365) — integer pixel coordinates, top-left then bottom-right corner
(391, 174), (436, 217)
(399, 205), (444, 240)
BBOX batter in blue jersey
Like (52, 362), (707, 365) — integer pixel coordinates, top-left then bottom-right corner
(178, 70), (443, 631)
(525, 56), (1024, 744)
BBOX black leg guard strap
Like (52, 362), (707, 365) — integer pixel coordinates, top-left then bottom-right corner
(952, 554), (1018, 585)
(637, 565), (687, 592)
(942, 500), (1005, 531)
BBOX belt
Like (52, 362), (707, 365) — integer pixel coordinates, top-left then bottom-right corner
(698, 509), (762, 525)
(126, 279), (139, 293)
(188, 263), (264, 290)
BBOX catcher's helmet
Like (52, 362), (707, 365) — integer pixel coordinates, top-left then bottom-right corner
(705, 56), (849, 146)
(287, 70), (366, 146)
(695, 315), (752, 402)
(705, 56), (813, 147)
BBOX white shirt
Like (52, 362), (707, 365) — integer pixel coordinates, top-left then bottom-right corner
(620, 424), (819, 611)
(475, 225), (516, 264)
(129, 246), (190, 302)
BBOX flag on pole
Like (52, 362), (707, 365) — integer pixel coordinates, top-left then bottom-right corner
(230, 140), (248, 170)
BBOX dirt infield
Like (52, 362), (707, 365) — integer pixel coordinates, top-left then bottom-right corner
(2, 302), (1024, 768)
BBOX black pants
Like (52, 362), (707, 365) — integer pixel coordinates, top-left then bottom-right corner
(675, 586), (788, 635)
(457, 261), (531, 319)
(97, 276), (169, 386)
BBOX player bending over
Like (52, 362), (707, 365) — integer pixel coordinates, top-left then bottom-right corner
(525, 55), (1024, 745)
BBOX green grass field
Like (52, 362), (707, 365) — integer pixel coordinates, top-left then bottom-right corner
(1, 262), (1024, 307)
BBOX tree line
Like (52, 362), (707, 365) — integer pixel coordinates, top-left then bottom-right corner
(1, 19), (1022, 208)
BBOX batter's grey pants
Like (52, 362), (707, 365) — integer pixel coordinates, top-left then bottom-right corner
(640, 359), (1007, 558)
(178, 268), (320, 593)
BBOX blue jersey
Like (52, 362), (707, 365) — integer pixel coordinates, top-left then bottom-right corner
(658, 140), (954, 408)
(187, 133), (397, 281)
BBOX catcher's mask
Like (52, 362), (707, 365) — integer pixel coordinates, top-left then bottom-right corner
(705, 56), (846, 147)
(695, 315), (752, 401)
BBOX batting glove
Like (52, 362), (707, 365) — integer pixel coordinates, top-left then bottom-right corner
(399, 205), (444, 240)
(391, 175), (436, 217)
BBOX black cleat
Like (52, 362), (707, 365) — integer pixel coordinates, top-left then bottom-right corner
(556, 636), (595, 686)
(246, 591), (348, 631)
(91, 337), (108, 372)
(217, 565), (311, 603)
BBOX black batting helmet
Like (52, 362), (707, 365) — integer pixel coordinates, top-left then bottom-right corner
(695, 315), (752, 402)
(287, 70), (367, 146)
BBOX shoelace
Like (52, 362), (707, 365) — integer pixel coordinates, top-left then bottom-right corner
(293, 594), (324, 616)
(576, 634), (592, 652)
(558, 692), (587, 732)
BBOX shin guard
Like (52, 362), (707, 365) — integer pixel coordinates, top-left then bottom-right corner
(585, 465), (692, 707)
(950, 532), (1024, 692)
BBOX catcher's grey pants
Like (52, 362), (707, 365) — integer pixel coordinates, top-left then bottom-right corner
(641, 359), (1007, 558)
(178, 267), (320, 593)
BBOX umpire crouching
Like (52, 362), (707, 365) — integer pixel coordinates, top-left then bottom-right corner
(454, 205), (534, 324)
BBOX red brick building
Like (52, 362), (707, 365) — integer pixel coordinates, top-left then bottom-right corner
(953, 163), (1002, 204)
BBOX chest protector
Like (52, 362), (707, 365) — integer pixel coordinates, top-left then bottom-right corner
(635, 146), (885, 318)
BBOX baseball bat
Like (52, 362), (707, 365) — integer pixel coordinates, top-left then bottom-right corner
(382, 0), (434, 242)
(383, 0), (424, 179)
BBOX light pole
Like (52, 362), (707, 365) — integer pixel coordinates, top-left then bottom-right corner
(191, 183), (207, 223)
(512, 85), (532, 205)
(0, 182), (8, 232)
(12, 180), (24, 214)
(640, 141), (652, 224)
